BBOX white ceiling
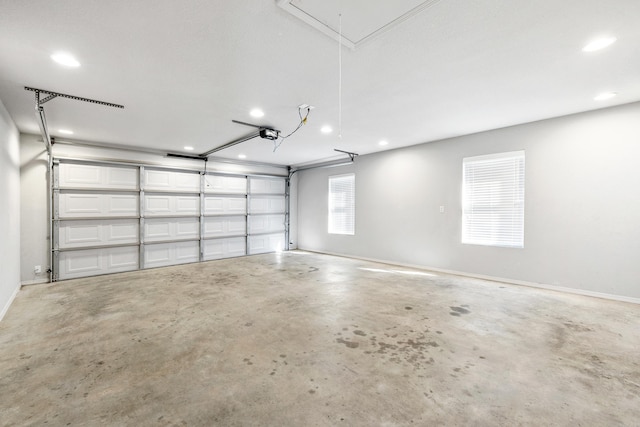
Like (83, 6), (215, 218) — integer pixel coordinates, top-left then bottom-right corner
(277, 0), (442, 48)
(0, 0), (639, 167)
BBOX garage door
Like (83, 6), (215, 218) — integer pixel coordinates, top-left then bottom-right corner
(53, 160), (288, 280)
(247, 177), (286, 254)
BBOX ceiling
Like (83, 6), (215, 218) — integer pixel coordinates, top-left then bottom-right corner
(0, 0), (639, 167)
(277, 0), (443, 48)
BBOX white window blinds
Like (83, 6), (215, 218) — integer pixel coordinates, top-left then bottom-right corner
(462, 151), (525, 248)
(328, 173), (355, 235)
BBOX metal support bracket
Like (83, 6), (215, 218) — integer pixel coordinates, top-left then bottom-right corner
(39, 93), (58, 105)
(334, 149), (359, 161)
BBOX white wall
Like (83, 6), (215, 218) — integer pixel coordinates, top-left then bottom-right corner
(19, 135), (292, 283)
(20, 134), (49, 284)
(297, 102), (640, 301)
(0, 98), (21, 320)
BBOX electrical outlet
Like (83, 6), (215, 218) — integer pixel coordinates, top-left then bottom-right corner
(439, 206), (445, 213)
(34, 265), (41, 274)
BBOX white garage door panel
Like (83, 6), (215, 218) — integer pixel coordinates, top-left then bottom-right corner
(144, 218), (200, 242)
(249, 178), (285, 194)
(203, 237), (246, 260)
(249, 196), (285, 214)
(248, 233), (285, 254)
(203, 216), (246, 238)
(110, 195), (140, 214)
(59, 219), (139, 248)
(248, 214), (285, 234)
(58, 247), (139, 280)
(144, 194), (200, 216)
(204, 196), (246, 215)
(144, 169), (200, 192)
(59, 163), (138, 190)
(204, 175), (247, 194)
(59, 193), (139, 218)
(144, 241), (200, 268)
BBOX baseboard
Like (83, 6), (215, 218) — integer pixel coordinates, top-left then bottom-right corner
(21, 278), (50, 286)
(0, 283), (20, 322)
(297, 248), (640, 305)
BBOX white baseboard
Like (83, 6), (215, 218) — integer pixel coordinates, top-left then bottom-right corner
(0, 283), (20, 322)
(297, 248), (640, 305)
(21, 278), (50, 286)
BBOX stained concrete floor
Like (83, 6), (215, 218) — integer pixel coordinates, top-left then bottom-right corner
(1, 252), (639, 426)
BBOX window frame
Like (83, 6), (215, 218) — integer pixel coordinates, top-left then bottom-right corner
(462, 150), (525, 248)
(328, 173), (355, 235)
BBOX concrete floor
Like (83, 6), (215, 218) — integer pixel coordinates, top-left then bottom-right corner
(0, 251), (638, 426)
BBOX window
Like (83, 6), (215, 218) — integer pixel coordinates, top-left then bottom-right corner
(328, 173), (355, 235)
(462, 151), (525, 248)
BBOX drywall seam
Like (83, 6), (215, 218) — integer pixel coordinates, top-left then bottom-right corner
(300, 249), (640, 306)
(0, 284), (20, 322)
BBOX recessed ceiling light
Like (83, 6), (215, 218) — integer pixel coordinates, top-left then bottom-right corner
(250, 109), (264, 118)
(58, 129), (74, 135)
(582, 36), (617, 52)
(594, 92), (617, 101)
(184, 146), (194, 151)
(379, 140), (389, 146)
(50, 52), (81, 67)
(238, 154), (247, 159)
(320, 125), (333, 134)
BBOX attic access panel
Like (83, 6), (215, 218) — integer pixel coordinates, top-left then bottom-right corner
(277, 0), (441, 49)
